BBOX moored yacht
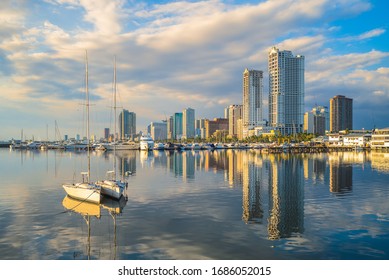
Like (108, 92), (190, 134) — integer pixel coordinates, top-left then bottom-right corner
(140, 134), (154, 151)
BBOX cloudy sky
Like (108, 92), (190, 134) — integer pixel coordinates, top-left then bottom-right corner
(0, 0), (388, 140)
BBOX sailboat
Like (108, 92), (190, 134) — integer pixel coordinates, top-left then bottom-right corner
(96, 56), (127, 200)
(62, 51), (101, 204)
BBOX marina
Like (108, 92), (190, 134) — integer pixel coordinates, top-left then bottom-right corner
(0, 148), (388, 260)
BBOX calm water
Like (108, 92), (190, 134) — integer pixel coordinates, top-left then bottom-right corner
(0, 148), (388, 260)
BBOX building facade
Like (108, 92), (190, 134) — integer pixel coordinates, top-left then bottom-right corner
(150, 121), (167, 141)
(173, 112), (183, 140)
(182, 108), (195, 139)
(330, 95), (353, 132)
(268, 46), (304, 135)
(205, 118), (229, 139)
(243, 68), (264, 138)
(228, 104), (243, 138)
(118, 109), (136, 140)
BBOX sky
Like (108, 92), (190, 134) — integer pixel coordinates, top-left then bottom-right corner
(0, 0), (388, 140)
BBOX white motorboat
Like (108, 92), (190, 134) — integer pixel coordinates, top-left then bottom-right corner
(154, 142), (165, 150)
(140, 134), (154, 150)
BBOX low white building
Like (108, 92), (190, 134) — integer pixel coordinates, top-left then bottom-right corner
(371, 128), (389, 149)
(342, 134), (371, 147)
(328, 134), (343, 146)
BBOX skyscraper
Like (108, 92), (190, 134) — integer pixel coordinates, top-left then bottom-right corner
(268, 46), (304, 135)
(243, 68), (264, 137)
(228, 104), (243, 138)
(118, 109), (136, 140)
(182, 107), (195, 139)
(173, 112), (183, 140)
(330, 95), (353, 132)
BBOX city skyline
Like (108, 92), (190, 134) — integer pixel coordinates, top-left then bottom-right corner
(0, 0), (388, 140)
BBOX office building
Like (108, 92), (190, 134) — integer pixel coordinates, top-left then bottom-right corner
(330, 95), (353, 132)
(243, 68), (264, 137)
(118, 109), (136, 140)
(268, 46), (304, 135)
(182, 108), (195, 139)
(195, 118), (207, 139)
(167, 116), (174, 140)
(173, 112), (183, 140)
(150, 121), (167, 141)
(205, 118), (228, 139)
(228, 104), (243, 138)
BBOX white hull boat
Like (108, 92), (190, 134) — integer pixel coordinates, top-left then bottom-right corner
(62, 182), (101, 204)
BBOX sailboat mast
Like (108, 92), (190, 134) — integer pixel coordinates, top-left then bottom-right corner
(85, 50), (91, 182)
(113, 56), (117, 179)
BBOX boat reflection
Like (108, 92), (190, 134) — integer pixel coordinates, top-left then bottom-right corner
(62, 195), (127, 259)
(62, 195), (101, 259)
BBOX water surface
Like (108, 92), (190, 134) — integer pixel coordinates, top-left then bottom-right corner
(0, 149), (388, 260)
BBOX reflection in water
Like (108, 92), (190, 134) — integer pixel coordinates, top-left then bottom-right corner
(242, 152), (263, 224)
(329, 153), (353, 193)
(62, 195), (101, 260)
(266, 154), (304, 240)
(62, 195), (127, 260)
(371, 152), (389, 173)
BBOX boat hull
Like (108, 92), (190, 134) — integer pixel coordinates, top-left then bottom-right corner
(96, 180), (125, 200)
(62, 183), (101, 204)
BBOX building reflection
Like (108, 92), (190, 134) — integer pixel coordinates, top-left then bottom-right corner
(241, 151), (264, 224)
(117, 150), (137, 176)
(267, 154), (304, 240)
(328, 153), (352, 193)
(371, 152), (389, 173)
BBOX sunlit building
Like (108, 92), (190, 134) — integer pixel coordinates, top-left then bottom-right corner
(268, 47), (305, 135)
(330, 95), (353, 132)
(243, 68), (264, 138)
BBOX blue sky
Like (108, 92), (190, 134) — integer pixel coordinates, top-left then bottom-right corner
(0, 0), (388, 140)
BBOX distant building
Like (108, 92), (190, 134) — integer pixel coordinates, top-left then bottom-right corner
(304, 109), (326, 136)
(268, 46), (304, 135)
(195, 118), (207, 139)
(312, 105), (329, 132)
(182, 108), (195, 139)
(119, 109), (136, 140)
(243, 68), (264, 138)
(167, 116), (174, 140)
(104, 128), (110, 140)
(150, 121), (167, 141)
(173, 112), (183, 140)
(330, 95), (353, 132)
(228, 104), (243, 138)
(205, 118), (229, 139)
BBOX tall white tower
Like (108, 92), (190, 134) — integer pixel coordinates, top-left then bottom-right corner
(268, 47), (304, 135)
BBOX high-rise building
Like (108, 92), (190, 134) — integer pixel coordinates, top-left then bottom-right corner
(243, 68), (264, 137)
(195, 118), (207, 139)
(312, 105), (329, 132)
(330, 95), (353, 132)
(268, 46), (304, 135)
(304, 112), (325, 135)
(205, 118), (228, 139)
(150, 121), (167, 141)
(167, 116), (174, 140)
(104, 128), (110, 140)
(173, 112), (183, 140)
(304, 106), (328, 135)
(182, 108), (195, 139)
(118, 109), (136, 140)
(228, 104), (243, 138)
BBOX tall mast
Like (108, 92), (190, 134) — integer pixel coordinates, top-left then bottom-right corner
(85, 50), (90, 182)
(113, 56), (117, 179)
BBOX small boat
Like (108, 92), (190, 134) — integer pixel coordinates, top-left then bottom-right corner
(140, 134), (154, 151)
(192, 143), (201, 150)
(154, 142), (165, 150)
(96, 171), (126, 200)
